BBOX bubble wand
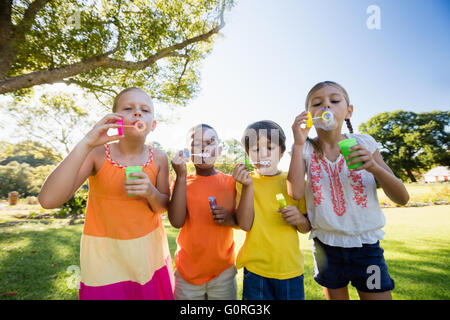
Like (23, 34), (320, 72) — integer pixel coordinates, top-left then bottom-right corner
(116, 120), (147, 135)
(183, 150), (211, 158)
(276, 193), (287, 210)
(305, 110), (333, 128)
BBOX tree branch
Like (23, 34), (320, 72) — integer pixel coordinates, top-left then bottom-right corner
(0, 0), (227, 95)
(174, 51), (191, 99)
(60, 78), (118, 97)
(13, 0), (52, 42)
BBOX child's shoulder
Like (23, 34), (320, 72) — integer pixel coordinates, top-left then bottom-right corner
(347, 133), (380, 152)
(348, 132), (375, 140)
(216, 170), (234, 180)
(151, 145), (168, 162)
(148, 145), (168, 172)
(90, 144), (108, 172)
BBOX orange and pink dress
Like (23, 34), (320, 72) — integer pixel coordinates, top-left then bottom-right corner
(78, 144), (174, 300)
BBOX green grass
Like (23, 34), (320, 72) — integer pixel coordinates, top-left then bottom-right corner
(377, 182), (449, 205)
(0, 205), (449, 300)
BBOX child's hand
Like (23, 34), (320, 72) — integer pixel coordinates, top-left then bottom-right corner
(346, 144), (379, 173)
(279, 205), (310, 230)
(232, 163), (253, 186)
(292, 111), (312, 146)
(211, 206), (236, 227)
(124, 171), (156, 198)
(82, 114), (124, 148)
(171, 149), (189, 177)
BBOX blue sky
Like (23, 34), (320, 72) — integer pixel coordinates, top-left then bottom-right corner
(150, 0), (450, 169)
(2, 0), (449, 170)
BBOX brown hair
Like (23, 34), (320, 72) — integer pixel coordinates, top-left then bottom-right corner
(304, 81), (354, 158)
(112, 87), (150, 112)
(241, 120), (286, 154)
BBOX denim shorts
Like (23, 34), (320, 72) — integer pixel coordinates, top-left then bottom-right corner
(242, 268), (305, 300)
(312, 238), (394, 293)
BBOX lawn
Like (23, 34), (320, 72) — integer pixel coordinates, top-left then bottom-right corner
(377, 182), (449, 205)
(0, 203), (449, 300)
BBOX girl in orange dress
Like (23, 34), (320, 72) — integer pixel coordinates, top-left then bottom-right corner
(39, 87), (174, 299)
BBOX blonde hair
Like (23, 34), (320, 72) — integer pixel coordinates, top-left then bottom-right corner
(112, 87), (151, 112)
(304, 81), (353, 158)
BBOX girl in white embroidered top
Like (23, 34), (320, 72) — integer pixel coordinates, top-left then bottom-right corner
(287, 81), (409, 300)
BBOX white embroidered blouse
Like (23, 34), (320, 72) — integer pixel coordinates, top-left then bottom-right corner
(303, 133), (386, 248)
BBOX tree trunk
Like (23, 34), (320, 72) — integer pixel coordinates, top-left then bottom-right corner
(0, 0), (15, 79)
(405, 168), (417, 182)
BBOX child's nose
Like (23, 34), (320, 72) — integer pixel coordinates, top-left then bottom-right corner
(134, 110), (142, 117)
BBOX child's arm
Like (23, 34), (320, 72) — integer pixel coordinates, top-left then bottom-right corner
(167, 151), (188, 228)
(38, 114), (123, 208)
(232, 164), (254, 231)
(287, 112), (311, 200)
(347, 146), (409, 205)
(279, 206), (311, 234)
(126, 150), (170, 214)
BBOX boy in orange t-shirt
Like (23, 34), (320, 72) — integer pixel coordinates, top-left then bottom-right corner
(168, 123), (238, 300)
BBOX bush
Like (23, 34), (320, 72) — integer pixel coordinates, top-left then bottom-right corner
(0, 162), (55, 198)
(57, 189), (88, 217)
(28, 165), (55, 195)
(0, 161), (34, 198)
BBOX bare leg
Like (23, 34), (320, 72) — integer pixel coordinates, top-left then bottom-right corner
(323, 287), (350, 300)
(357, 290), (392, 300)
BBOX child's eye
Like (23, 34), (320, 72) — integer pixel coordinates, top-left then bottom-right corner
(331, 100), (340, 104)
(312, 103), (321, 107)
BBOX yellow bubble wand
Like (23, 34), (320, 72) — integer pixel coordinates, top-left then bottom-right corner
(305, 110), (333, 128)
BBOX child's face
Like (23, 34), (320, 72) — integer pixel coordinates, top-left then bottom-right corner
(308, 85), (353, 129)
(248, 135), (283, 175)
(190, 127), (221, 169)
(115, 90), (156, 136)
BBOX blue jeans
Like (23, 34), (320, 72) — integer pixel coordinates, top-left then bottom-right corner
(242, 268), (305, 300)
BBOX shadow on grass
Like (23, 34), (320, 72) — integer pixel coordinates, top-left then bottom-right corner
(4, 219), (446, 300)
(382, 239), (450, 300)
(0, 220), (53, 228)
(1, 219), (179, 300)
(0, 224), (83, 300)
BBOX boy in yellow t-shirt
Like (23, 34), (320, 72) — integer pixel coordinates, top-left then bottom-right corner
(232, 120), (311, 300)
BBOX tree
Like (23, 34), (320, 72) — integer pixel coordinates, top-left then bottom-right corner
(215, 138), (248, 174)
(0, 140), (62, 166)
(4, 90), (94, 154)
(0, 0), (232, 106)
(359, 110), (450, 182)
(0, 161), (34, 197)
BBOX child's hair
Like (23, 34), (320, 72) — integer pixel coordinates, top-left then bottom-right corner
(112, 87), (151, 113)
(186, 123), (220, 151)
(304, 81), (353, 158)
(241, 120), (286, 154)
(187, 123), (219, 141)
